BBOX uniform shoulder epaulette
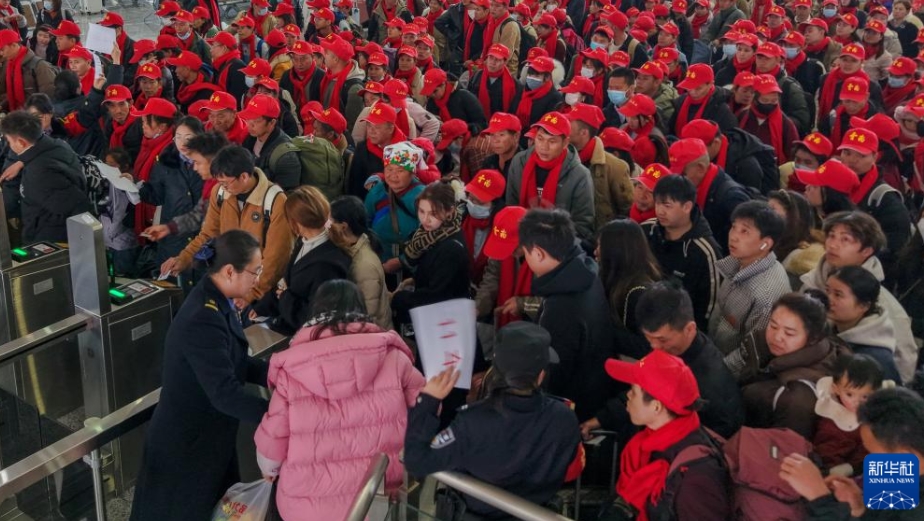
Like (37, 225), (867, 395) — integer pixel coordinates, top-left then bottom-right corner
(204, 298), (220, 312)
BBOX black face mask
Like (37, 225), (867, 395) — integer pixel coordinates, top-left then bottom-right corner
(916, 120), (924, 138)
(755, 101), (778, 115)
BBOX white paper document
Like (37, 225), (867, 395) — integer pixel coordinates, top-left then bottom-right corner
(86, 23), (117, 55)
(410, 298), (477, 389)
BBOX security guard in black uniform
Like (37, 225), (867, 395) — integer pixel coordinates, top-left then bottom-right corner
(404, 322), (581, 520)
(130, 230), (270, 521)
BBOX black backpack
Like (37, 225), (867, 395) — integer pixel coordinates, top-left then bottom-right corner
(501, 18), (536, 70)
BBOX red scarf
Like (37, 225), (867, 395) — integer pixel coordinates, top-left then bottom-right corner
(252, 11), (270, 37)
(381, 0), (397, 21)
(393, 66), (419, 93)
(616, 414), (702, 521)
(288, 65), (314, 109)
(833, 34), (855, 46)
(715, 135), (728, 168)
(4, 46), (28, 111)
(516, 81), (553, 127)
(133, 129), (174, 235)
(539, 29), (560, 57)
(695, 163), (720, 209)
(109, 115), (138, 149)
(80, 70), (94, 95)
(590, 71), (604, 107)
(176, 74), (219, 106)
(520, 151), (566, 208)
(583, 13), (598, 37)
(767, 25), (786, 42)
(394, 107), (411, 139)
(484, 13), (509, 56)
(417, 56), (435, 73)
(741, 104), (786, 163)
(116, 30), (128, 52)
(674, 87), (715, 131)
(804, 37), (831, 55)
(851, 165), (879, 204)
(577, 138), (596, 165)
(691, 13), (710, 38)
(462, 214), (491, 283)
(202, 178), (218, 200)
(366, 127), (408, 160)
(785, 51), (807, 76)
(426, 8), (443, 33)
(134, 87), (163, 109)
(320, 63), (353, 114)
(818, 68), (867, 126)
(863, 42), (881, 62)
(750, 0), (771, 24)
(432, 81), (454, 121)
(831, 102), (867, 147)
(213, 49), (243, 91)
(733, 55), (756, 73)
(883, 81), (917, 114)
(478, 67), (516, 119)
(464, 16), (487, 61)
(497, 256), (533, 327)
(630, 203), (656, 223)
(0, 5), (19, 29)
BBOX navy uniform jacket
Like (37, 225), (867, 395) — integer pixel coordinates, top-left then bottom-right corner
(129, 276), (269, 521)
(405, 392), (580, 518)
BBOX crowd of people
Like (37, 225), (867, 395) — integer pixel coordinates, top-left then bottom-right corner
(1, 0), (924, 518)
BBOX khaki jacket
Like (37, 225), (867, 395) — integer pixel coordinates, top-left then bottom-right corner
(491, 17), (521, 74)
(176, 168), (295, 303)
(347, 233), (393, 330)
(587, 137), (634, 229)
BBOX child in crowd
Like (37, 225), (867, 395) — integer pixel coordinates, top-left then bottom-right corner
(814, 353), (893, 477)
(102, 147), (140, 276)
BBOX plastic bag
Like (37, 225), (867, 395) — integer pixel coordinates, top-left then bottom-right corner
(210, 480), (272, 521)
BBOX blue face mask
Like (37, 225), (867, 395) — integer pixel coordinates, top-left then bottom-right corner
(784, 47), (799, 59)
(255, 6), (268, 16)
(723, 43), (737, 58)
(822, 6), (837, 17)
(525, 76), (543, 90)
(590, 41), (606, 51)
(888, 76), (909, 88)
(607, 89), (627, 106)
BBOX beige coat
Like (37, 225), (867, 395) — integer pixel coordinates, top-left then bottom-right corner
(587, 136), (634, 229)
(490, 16), (521, 75)
(347, 233), (393, 330)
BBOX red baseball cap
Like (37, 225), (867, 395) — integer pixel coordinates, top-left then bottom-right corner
(274, 1), (295, 15)
(580, 47), (609, 66)
(526, 56), (555, 74)
(155, 0), (180, 16)
(255, 77), (279, 91)
(242, 58), (272, 77)
(265, 29), (286, 48)
(526, 47), (549, 61)
(782, 31), (805, 47)
(64, 46), (93, 62)
(315, 7), (336, 21)
(420, 67), (448, 96)
(156, 34), (182, 50)
(207, 32), (238, 50)
(756, 42), (784, 58)
(191, 6), (210, 18)
(733, 71), (757, 87)
(320, 34), (354, 61)
(634, 162), (670, 191)
(384, 17), (406, 28)
(753, 73), (782, 95)
(889, 57), (916, 76)
(837, 127), (879, 155)
(795, 159), (860, 194)
(233, 15), (256, 28)
(251, 0), (270, 7)
(618, 94), (657, 117)
(850, 113), (899, 143)
(358, 80), (385, 97)
(566, 103), (605, 129)
(383, 78), (410, 106)
(735, 32), (759, 48)
(600, 127), (635, 152)
(531, 111), (571, 137)
(869, 4), (889, 16)
(659, 21), (679, 36)
(560, 76), (596, 95)
(840, 43), (865, 60)
(103, 84), (133, 104)
(605, 350), (701, 416)
(50, 20), (81, 37)
(289, 40), (312, 56)
(917, 28), (924, 44)
(367, 52), (389, 66)
(634, 13), (656, 31)
(672, 0), (688, 10)
(483, 112), (522, 134)
(635, 60), (665, 79)
(0, 29), (19, 47)
(793, 0), (811, 8)
(593, 25), (615, 40)
(98, 11), (124, 26)
(680, 119), (720, 142)
(362, 102), (398, 125)
(283, 24), (302, 37)
(605, 9), (628, 29)
(609, 50), (630, 68)
(486, 43), (511, 60)
(483, 206), (528, 260)
(865, 19), (886, 33)
(238, 94), (281, 120)
(201, 91), (238, 112)
(309, 107), (348, 134)
(466, 169), (506, 203)
(134, 97), (177, 118)
(416, 35), (435, 48)
(129, 39), (156, 63)
(653, 4), (670, 17)
(136, 62), (162, 80)
(669, 138), (709, 173)
(401, 23), (419, 36)
(800, 18), (829, 32)
(397, 44), (418, 58)
(537, 13), (558, 27)
(655, 47), (680, 63)
(677, 63), (714, 90)
(767, 4), (785, 16)
(837, 12), (859, 27)
(513, 2), (531, 18)
(172, 10), (194, 23)
(839, 76), (870, 102)
(437, 119), (470, 150)
(795, 132), (833, 157)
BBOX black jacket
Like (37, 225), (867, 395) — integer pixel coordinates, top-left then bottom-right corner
(667, 88), (739, 136)
(433, 4), (467, 74)
(518, 88), (564, 148)
(17, 135), (91, 243)
(392, 229), (472, 324)
(723, 127), (779, 194)
(405, 392), (580, 518)
(642, 209), (722, 330)
(216, 55), (249, 107)
(480, 150), (520, 179)
(252, 239), (351, 335)
(671, 12), (695, 61)
(702, 167), (751, 251)
(533, 246), (616, 421)
(618, 35), (649, 69)
(789, 55), (825, 125)
(857, 176), (912, 282)
(467, 70), (523, 117)
(139, 143), (204, 265)
(775, 71), (811, 136)
(129, 277), (268, 521)
(279, 66), (325, 109)
(425, 85), (488, 136)
(805, 480), (924, 520)
(680, 332), (744, 438)
(347, 140), (383, 200)
(243, 127), (301, 190)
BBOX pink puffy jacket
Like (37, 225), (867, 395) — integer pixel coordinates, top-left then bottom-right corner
(254, 322), (425, 521)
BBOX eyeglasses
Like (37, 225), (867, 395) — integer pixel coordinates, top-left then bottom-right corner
(242, 266), (263, 279)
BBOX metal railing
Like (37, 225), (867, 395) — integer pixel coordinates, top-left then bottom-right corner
(0, 314), (87, 365)
(432, 472), (575, 521)
(345, 453), (390, 521)
(0, 388), (160, 518)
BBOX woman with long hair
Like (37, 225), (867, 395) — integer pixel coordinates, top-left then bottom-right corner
(767, 190), (825, 283)
(251, 186), (351, 335)
(255, 279), (424, 521)
(796, 159), (858, 220)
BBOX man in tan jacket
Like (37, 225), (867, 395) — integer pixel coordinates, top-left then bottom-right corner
(0, 29), (56, 112)
(160, 145), (294, 306)
(566, 103), (634, 229)
(487, 0), (521, 74)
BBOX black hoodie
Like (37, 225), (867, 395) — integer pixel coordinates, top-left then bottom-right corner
(723, 127), (779, 195)
(532, 245), (616, 422)
(642, 208), (722, 330)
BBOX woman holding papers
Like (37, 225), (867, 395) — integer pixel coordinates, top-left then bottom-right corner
(255, 279), (424, 521)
